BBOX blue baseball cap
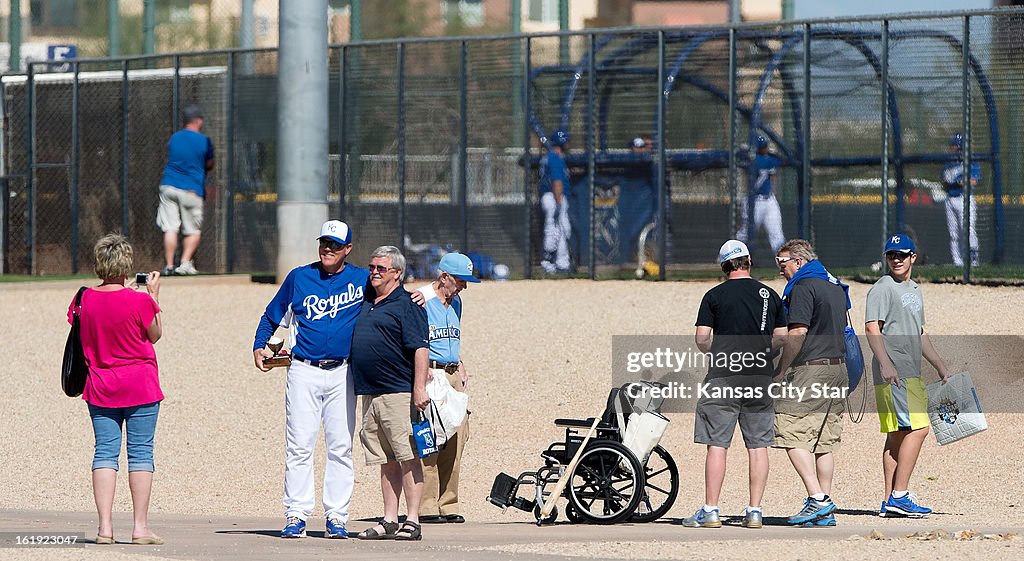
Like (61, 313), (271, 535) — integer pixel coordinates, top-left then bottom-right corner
(317, 220), (351, 245)
(755, 135), (769, 149)
(884, 233), (916, 254)
(950, 133), (964, 149)
(439, 252), (480, 283)
(548, 130), (570, 148)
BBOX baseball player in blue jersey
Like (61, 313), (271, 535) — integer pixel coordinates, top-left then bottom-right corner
(417, 252), (478, 524)
(736, 136), (785, 254)
(941, 133), (981, 267)
(252, 220), (369, 539)
(540, 130), (572, 273)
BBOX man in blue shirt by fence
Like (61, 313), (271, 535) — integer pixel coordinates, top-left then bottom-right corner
(157, 104), (215, 275)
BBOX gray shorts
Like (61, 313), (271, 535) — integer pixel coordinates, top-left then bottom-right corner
(693, 376), (775, 449)
(157, 185), (204, 235)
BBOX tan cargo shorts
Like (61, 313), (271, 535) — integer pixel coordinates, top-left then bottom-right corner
(360, 392), (417, 465)
(156, 185), (203, 235)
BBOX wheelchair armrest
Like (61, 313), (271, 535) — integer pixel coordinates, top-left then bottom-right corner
(553, 418), (596, 428)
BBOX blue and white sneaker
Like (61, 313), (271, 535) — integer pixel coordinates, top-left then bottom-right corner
(787, 497), (836, 525)
(680, 507), (721, 528)
(801, 513), (836, 527)
(281, 516), (306, 538)
(879, 501), (888, 517)
(884, 493), (931, 518)
(325, 517), (348, 539)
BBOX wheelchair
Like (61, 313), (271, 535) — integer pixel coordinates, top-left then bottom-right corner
(488, 381), (679, 525)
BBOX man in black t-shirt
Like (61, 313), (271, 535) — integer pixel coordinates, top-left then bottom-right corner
(681, 240), (787, 530)
(773, 238), (850, 527)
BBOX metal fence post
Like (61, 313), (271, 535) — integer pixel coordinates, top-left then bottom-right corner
(397, 43), (406, 255)
(881, 19), (890, 256)
(26, 63), (34, 274)
(587, 33), (596, 280)
(728, 29), (737, 244)
(226, 53), (236, 273)
(121, 59), (130, 236)
(338, 46), (347, 218)
(962, 15), (972, 283)
(71, 62), (81, 274)
(459, 40), (469, 252)
(656, 31), (667, 281)
(522, 37), (532, 279)
(172, 55), (181, 130)
(801, 23), (812, 240)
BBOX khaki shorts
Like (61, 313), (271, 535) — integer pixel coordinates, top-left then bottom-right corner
(360, 393), (416, 465)
(773, 363), (846, 453)
(157, 185), (204, 235)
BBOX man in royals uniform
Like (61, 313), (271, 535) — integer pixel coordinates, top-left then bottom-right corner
(417, 252), (479, 524)
(253, 220), (368, 539)
(736, 136), (785, 254)
(941, 133), (981, 267)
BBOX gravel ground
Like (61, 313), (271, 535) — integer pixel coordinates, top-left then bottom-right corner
(2, 275), (1022, 559)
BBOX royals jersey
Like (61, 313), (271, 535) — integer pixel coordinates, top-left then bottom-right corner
(539, 150), (570, 197)
(418, 284), (462, 364)
(753, 154), (779, 197)
(253, 263), (370, 360)
(941, 161), (982, 197)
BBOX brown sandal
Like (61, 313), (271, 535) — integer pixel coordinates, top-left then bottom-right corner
(394, 520), (421, 541)
(356, 520), (398, 540)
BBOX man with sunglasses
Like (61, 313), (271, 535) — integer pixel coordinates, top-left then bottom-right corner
(252, 220), (368, 539)
(773, 239), (850, 527)
(865, 234), (951, 518)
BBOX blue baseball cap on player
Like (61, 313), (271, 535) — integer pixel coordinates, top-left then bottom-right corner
(719, 239), (750, 263)
(950, 133), (964, 149)
(755, 135), (769, 149)
(884, 233), (916, 254)
(318, 220), (351, 245)
(438, 252), (481, 282)
(548, 130), (570, 148)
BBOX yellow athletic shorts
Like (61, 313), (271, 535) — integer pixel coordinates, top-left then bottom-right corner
(874, 377), (929, 433)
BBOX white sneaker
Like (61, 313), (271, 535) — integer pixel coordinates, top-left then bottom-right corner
(174, 261), (198, 275)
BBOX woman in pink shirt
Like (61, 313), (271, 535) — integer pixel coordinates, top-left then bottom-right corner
(68, 234), (164, 545)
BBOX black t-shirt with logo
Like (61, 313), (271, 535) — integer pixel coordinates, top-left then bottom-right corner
(695, 277), (786, 378)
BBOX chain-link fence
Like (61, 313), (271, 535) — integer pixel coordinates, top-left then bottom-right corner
(3, 8), (1024, 280)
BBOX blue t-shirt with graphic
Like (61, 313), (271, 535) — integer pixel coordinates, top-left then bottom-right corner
(425, 293), (462, 364)
(539, 150), (570, 197)
(252, 262), (370, 360)
(941, 161), (982, 197)
(753, 154), (780, 197)
(161, 129), (215, 197)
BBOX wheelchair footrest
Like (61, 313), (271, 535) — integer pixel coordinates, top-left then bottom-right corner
(488, 472), (536, 512)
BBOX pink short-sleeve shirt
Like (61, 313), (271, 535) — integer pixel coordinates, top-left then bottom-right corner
(68, 288), (163, 408)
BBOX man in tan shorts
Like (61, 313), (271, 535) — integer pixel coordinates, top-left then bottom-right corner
(774, 239), (851, 527)
(350, 246), (430, 541)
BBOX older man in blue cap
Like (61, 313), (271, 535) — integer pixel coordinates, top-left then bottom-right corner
(416, 252), (479, 524)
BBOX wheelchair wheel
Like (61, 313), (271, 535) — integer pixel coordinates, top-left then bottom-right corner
(566, 440), (645, 524)
(533, 504), (558, 525)
(630, 445), (679, 522)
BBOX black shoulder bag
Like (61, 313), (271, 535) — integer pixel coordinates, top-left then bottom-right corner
(62, 287), (88, 397)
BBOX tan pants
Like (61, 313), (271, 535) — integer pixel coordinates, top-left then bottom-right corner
(421, 368), (469, 516)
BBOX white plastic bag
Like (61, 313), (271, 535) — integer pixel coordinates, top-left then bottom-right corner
(927, 372), (987, 446)
(425, 372), (468, 446)
(621, 410), (670, 464)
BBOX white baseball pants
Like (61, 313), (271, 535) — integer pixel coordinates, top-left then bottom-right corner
(945, 195), (979, 266)
(736, 194), (785, 254)
(541, 191), (571, 272)
(283, 360), (356, 522)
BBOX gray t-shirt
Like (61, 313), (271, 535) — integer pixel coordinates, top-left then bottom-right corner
(865, 275), (924, 384)
(786, 277), (848, 364)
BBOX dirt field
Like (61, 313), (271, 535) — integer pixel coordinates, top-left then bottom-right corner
(2, 275), (1022, 559)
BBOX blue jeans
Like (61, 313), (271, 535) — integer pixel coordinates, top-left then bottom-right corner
(88, 401), (160, 472)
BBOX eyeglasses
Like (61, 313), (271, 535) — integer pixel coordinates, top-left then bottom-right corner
(368, 264), (396, 274)
(885, 251), (912, 261)
(319, 239), (346, 251)
(775, 256), (796, 266)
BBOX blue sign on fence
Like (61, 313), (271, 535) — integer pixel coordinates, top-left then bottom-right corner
(47, 44), (77, 72)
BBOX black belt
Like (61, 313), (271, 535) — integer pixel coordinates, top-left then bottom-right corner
(293, 355), (347, 370)
(796, 358), (844, 367)
(429, 360), (460, 374)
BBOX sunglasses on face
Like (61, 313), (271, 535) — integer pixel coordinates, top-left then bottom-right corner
(368, 264), (396, 274)
(886, 251), (912, 261)
(775, 256), (796, 267)
(319, 239), (346, 251)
